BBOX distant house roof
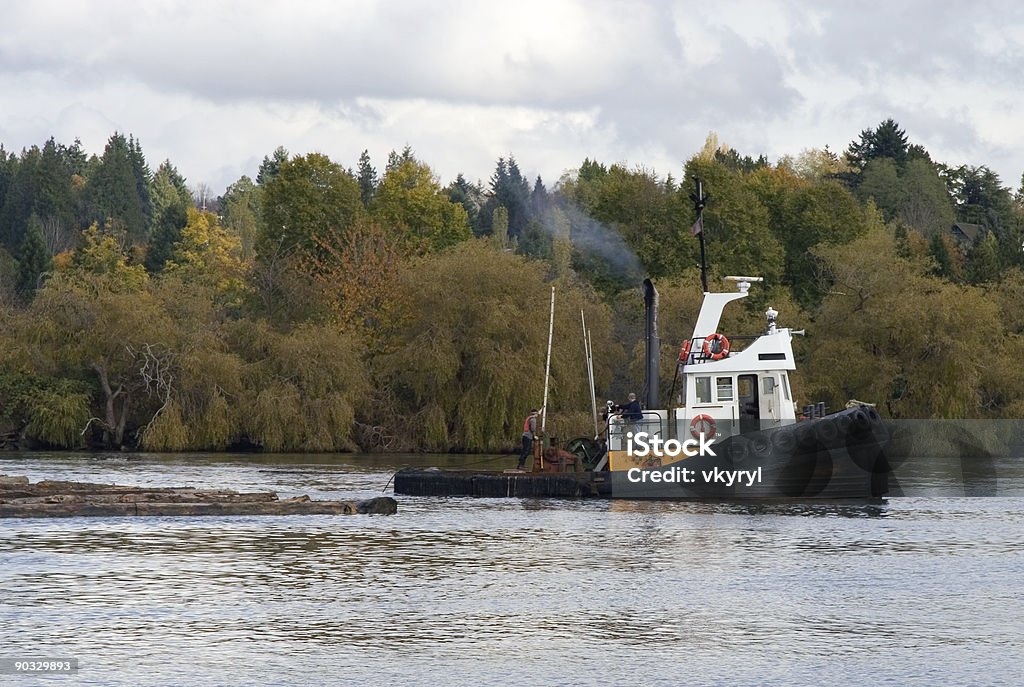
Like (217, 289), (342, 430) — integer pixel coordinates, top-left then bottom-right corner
(950, 222), (983, 244)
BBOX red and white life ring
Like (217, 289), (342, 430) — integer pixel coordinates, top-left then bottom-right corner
(690, 414), (716, 439)
(702, 333), (730, 361)
(678, 339), (692, 362)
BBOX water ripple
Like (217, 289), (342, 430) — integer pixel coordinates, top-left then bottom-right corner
(1, 453), (1023, 686)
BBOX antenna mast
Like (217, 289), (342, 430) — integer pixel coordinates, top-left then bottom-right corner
(690, 179), (710, 293)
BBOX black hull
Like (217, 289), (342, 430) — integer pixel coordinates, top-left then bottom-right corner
(616, 406), (890, 500)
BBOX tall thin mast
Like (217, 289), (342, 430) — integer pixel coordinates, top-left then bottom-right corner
(541, 286), (555, 433)
(691, 178), (710, 293)
(581, 310), (599, 438)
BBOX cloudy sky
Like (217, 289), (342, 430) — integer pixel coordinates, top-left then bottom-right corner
(2, 0), (1023, 195)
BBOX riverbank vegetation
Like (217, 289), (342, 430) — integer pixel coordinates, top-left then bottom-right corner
(2, 120), (1023, 451)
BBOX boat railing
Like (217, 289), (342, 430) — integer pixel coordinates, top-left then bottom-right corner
(682, 334), (760, 365)
(605, 410), (663, 452)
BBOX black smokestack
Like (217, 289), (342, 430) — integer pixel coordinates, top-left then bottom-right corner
(643, 278), (659, 410)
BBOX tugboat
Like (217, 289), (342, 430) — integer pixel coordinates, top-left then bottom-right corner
(393, 275), (889, 500)
(597, 276), (890, 500)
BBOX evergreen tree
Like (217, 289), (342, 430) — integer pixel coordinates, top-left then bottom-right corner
(128, 135), (153, 230)
(144, 200), (189, 273)
(36, 138), (74, 229)
(929, 232), (957, 280)
(578, 158), (607, 183)
(256, 146), (289, 186)
(516, 218), (552, 261)
(445, 173), (484, 235)
(64, 138), (88, 177)
(385, 145), (416, 173)
(0, 139), (88, 255)
(845, 118), (910, 174)
(0, 147), (38, 252)
(715, 148), (769, 173)
(947, 165), (1014, 230)
(966, 232), (1001, 284)
(0, 145), (16, 214)
(89, 133), (149, 243)
(356, 150), (377, 207)
(569, 158), (608, 213)
(531, 175), (548, 218)
(16, 213), (52, 298)
(483, 156), (531, 239)
(149, 160), (192, 234)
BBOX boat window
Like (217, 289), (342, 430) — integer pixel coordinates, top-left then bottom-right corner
(782, 374), (791, 401)
(762, 376), (776, 395)
(738, 376), (755, 398)
(695, 377), (711, 403)
(716, 377), (734, 401)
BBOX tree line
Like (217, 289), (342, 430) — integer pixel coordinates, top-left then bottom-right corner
(1, 119), (1023, 452)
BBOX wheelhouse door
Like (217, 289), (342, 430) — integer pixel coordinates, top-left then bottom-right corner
(738, 374), (760, 434)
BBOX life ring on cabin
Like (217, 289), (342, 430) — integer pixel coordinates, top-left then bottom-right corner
(690, 414), (716, 439)
(678, 339), (692, 362)
(702, 333), (731, 361)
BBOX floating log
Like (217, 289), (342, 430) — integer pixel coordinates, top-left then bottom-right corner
(0, 475), (397, 518)
(394, 468), (604, 498)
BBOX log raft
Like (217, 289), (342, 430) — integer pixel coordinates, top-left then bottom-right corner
(393, 468), (606, 498)
(0, 475), (397, 517)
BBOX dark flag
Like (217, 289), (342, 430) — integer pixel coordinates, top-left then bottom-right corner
(690, 216), (703, 236)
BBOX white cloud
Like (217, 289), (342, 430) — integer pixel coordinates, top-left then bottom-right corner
(1, 1), (1022, 193)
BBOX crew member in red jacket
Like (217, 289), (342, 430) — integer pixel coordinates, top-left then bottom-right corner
(517, 409), (539, 470)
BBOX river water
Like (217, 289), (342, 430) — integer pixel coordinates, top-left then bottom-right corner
(2, 452), (1023, 686)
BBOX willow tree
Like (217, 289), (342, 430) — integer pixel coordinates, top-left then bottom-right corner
(29, 265), (173, 447)
(375, 239), (614, 451)
(140, 277), (245, 451)
(803, 224), (1012, 418)
(0, 304), (91, 447)
(229, 320), (369, 451)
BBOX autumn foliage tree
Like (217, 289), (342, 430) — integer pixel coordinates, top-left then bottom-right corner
(370, 157), (471, 253)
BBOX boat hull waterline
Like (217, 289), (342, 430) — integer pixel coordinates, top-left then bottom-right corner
(395, 406), (890, 500)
